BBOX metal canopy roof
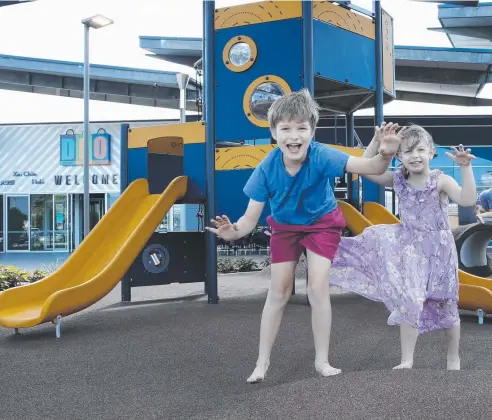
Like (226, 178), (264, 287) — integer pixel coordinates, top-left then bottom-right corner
(0, 54), (199, 110)
(428, 2), (492, 49)
(411, 1), (479, 5)
(2, 1), (492, 111)
(395, 46), (492, 101)
(139, 37), (492, 107)
(0, 0), (35, 7)
(140, 37), (202, 68)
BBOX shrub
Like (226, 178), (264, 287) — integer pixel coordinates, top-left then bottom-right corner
(234, 257), (259, 272)
(0, 265), (49, 292)
(0, 266), (29, 291)
(260, 256), (271, 268)
(217, 258), (236, 273)
(27, 269), (49, 283)
(217, 257), (261, 273)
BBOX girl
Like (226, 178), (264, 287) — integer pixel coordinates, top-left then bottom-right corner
(329, 123), (477, 371)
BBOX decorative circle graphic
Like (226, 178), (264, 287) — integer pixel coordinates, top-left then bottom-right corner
(142, 244), (170, 274)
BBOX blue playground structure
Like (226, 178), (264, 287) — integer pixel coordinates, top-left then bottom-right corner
(121, 0), (395, 304)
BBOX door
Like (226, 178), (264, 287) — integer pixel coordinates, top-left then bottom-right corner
(0, 195), (3, 253)
(89, 195), (105, 230)
(6, 195), (29, 251)
(54, 195), (68, 251)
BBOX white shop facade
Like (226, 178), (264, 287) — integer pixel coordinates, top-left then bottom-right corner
(0, 119), (177, 255)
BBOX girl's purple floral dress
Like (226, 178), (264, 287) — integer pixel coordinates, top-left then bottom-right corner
(330, 168), (460, 334)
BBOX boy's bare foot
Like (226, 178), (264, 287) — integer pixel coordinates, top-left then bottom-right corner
(246, 360), (270, 384)
(447, 357), (460, 371)
(315, 361), (341, 377)
(393, 360), (413, 369)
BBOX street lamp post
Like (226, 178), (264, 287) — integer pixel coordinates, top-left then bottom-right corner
(81, 14), (113, 239)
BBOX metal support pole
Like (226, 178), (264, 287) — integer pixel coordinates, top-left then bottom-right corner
(363, 0), (385, 205)
(176, 73), (190, 232)
(374, 0), (384, 128)
(302, 0), (313, 300)
(346, 113), (356, 206)
(83, 24), (90, 238)
(120, 123), (131, 302)
(346, 114), (354, 147)
(374, 0), (385, 204)
(302, 0), (314, 95)
(204, 0), (218, 304)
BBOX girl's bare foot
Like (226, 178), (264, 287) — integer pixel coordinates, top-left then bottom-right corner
(246, 360), (270, 384)
(447, 357), (460, 371)
(315, 361), (342, 377)
(393, 360), (413, 369)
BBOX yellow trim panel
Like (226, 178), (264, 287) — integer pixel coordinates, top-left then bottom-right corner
(128, 121), (205, 150)
(313, 1), (375, 40)
(215, 143), (365, 170)
(0, 177), (187, 329)
(215, 144), (276, 170)
(215, 0), (302, 30)
(382, 8), (395, 94)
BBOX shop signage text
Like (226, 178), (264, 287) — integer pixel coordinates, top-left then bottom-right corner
(53, 174), (119, 186)
(1, 171), (44, 186)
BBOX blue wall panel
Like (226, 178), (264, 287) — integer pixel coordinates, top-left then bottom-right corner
(314, 20), (376, 90)
(128, 148), (148, 184)
(215, 19), (304, 142)
(216, 169), (271, 226)
(184, 143), (206, 199)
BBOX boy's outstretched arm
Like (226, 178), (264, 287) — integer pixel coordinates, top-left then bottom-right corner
(205, 199), (265, 242)
(345, 153), (394, 178)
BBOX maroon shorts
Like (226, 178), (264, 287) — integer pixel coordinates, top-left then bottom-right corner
(267, 207), (346, 264)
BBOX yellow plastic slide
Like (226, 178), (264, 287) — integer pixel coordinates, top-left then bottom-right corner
(0, 176), (188, 330)
(338, 200), (492, 314)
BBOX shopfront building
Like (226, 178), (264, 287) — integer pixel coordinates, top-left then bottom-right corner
(0, 119), (177, 261)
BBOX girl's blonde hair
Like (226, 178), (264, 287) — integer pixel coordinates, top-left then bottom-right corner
(397, 124), (435, 178)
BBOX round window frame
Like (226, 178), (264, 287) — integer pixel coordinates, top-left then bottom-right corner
(222, 36), (257, 73)
(243, 75), (292, 128)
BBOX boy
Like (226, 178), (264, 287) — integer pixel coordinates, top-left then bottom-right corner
(206, 89), (403, 383)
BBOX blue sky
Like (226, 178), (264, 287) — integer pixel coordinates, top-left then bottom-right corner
(0, 0), (491, 123)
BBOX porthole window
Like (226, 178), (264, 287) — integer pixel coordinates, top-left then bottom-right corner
(229, 42), (251, 67)
(223, 36), (257, 72)
(243, 76), (292, 127)
(249, 82), (285, 121)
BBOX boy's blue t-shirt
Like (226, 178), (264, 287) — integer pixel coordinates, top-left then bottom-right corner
(243, 141), (350, 225)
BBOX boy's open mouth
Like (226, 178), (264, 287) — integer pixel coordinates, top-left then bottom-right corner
(287, 144), (302, 152)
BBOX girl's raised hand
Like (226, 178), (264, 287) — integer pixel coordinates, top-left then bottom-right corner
(378, 123), (407, 157)
(205, 215), (239, 241)
(445, 144), (476, 167)
(374, 122), (400, 141)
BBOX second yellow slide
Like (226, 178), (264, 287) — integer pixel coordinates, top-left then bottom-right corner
(338, 200), (492, 315)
